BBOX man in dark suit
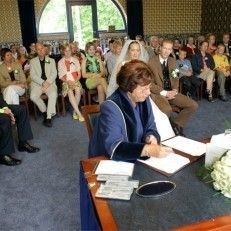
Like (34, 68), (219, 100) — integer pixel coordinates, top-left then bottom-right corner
(148, 40), (198, 135)
(0, 95), (40, 166)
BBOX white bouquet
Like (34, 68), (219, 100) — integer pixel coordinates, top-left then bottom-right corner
(211, 150), (231, 198)
(169, 68), (179, 79)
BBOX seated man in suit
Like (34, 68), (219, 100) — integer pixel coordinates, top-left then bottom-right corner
(30, 43), (57, 127)
(148, 40), (198, 135)
(0, 95), (40, 166)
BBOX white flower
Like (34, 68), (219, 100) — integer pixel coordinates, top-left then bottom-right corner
(221, 190), (231, 198)
(14, 69), (19, 74)
(213, 182), (221, 190)
(221, 157), (231, 168)
(211, 150), (231, 198)
(170, 69), (179, 79)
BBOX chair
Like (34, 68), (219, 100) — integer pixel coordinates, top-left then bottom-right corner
(179, 80), (203, 100)
(19, 91), (30, 114)
(33, 94), (60, 120)
(87, 89), (98, 105)
(81, 104), (100, 139)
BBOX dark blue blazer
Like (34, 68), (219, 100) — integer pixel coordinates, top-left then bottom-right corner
(191, 51), (215, 76)
(88, 89), (160, 162)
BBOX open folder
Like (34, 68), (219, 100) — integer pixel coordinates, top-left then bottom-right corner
(139, 136), (206, 176)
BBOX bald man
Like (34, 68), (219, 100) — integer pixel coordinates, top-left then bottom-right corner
(30, 43), (57, 127)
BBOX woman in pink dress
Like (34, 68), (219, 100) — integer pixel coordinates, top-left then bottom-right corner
(58, 44), (84, 122)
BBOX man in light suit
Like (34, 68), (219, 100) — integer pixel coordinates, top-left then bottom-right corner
(148, 40), (198, 135)
(30, 43), (57, 127)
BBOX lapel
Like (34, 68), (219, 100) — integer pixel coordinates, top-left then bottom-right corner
(154, 56), (164, 82)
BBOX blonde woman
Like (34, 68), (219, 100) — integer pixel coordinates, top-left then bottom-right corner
(81, 42), (107, 104)
(58, 44), (84, 121)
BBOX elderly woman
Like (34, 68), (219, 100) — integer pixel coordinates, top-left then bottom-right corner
(0, 48), (26, 104)
(89, 60), (171, 162)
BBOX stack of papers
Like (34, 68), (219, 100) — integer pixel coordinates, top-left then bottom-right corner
(95, 170), (139, 200)
(138, 152), (190, 174)
(162, 136), (206, 156)
(95, 160), (134, 176)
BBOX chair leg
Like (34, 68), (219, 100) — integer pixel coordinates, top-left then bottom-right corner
(88, 92), (91, 105)
(61, 95), (66, 116)
(82, 92), (86, 106)
(56, 99), (60, 116)
(33, 103), (38, 120)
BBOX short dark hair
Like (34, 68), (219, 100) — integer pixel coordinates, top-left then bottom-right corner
(85, 42), (95, 52)
(0, 48), (11, 61)
(117, 60), (153, 93)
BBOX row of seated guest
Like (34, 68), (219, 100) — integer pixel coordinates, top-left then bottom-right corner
(0, 42), (109, 128)
(137, 34), (231, 102)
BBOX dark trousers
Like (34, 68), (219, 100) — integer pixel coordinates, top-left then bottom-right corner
(180, 76), (201, 97)
(0, 105), (33, 155)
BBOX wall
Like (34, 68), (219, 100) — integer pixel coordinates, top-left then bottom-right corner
(0, 0), (22, 43)
(201, 0), (231, 38)
(143, 0), (202, 36)
(35, 0), (202, 38)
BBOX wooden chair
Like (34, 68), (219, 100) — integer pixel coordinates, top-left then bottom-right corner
(179, 80), (203, 100)
(81, 104), (100, 139)
(58, 89), (87, 116)
(19, 91), (30, 114)
(33, 94), (60, 120)
(87, 89), (98, 105)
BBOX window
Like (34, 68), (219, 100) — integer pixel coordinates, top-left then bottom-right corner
(97, 0), (125, 31)
(38, 0), (126, 35)
(39, 0), (68, 33)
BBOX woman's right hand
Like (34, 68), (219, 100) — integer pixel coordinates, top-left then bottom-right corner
(141, 144), (172, 158)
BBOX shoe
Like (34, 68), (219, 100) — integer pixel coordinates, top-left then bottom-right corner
(73, 113), (79, 120)
(170, 120), (185, 136)
(78, 116), (85, 122)
(219, 95), (228, 102)
(18, 143), (40, 153)
(208, 96), (215, 102)
(42, 112), (47, 121)
(0, 155), (21, 166)
(43, 119), (52, 127)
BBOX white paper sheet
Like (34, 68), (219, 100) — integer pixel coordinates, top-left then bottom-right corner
(205, 143), (228, 167)
(95, 160), (134, 176)
(162, 136), (206, 156)
(138, 153), (190, 174)
(210, 133), (231, 149)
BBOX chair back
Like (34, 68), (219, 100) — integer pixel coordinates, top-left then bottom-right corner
(81, 104), (100, 139)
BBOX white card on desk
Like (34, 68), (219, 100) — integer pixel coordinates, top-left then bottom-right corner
(205, 143), (228, 167)
(95, 160), (134, 177)
(162, 136), (206, 156)
(138, 153), (190, 174)
(210, 133), (231, 149)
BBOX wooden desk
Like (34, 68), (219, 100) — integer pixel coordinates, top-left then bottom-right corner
(80, 156), (231, 230)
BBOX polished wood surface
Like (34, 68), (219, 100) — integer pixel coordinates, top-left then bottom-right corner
(81, 156), (231, 231)
(174, 215), (231, 231)
(80, 156), (118, 231)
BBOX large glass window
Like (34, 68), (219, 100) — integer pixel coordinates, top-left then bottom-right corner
(38, 0), (126, 34)
(96, 0), (125, 31)
(39, 0), (68, 33)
